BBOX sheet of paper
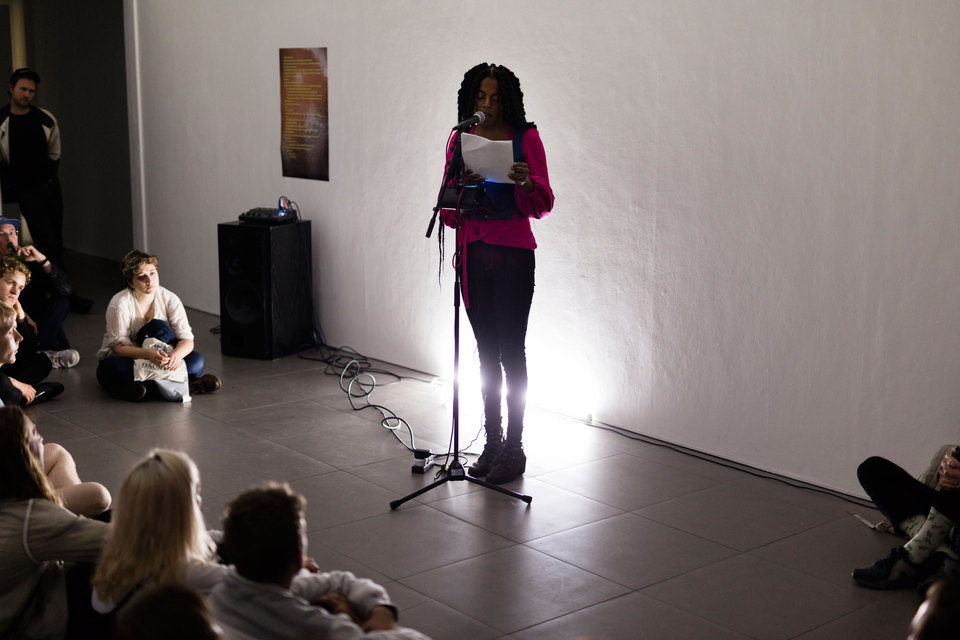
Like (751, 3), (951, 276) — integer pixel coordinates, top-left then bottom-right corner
(461, 133), (514, 183)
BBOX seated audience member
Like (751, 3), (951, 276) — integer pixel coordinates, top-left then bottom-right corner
(0, 255), (71, 405)
(0, 216), (77, 350)
(96, 250), (221, 402)
(113, 583), (225, 640)
(0, 405), (109, 639)
(853, 448), (960, 590)
(211, 482), (432, 640)
(42, 436), (111, 518)
(91, 449), (224, 614)
(0, 299), (25, 391)
(0, 255), (78, 369)
(908, 579), (960, 640)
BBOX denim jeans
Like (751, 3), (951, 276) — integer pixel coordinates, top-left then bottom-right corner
(96, 319), (204, 388)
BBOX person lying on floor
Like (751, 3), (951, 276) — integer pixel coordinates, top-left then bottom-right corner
(852, 447), (960, 592)
(0, 255), (75, 405)
(96, 250), (220, 402)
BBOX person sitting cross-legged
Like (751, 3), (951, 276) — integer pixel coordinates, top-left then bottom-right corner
(96, 250), (220, 402)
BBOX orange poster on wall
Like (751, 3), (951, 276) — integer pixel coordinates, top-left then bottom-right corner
(280, 48), (328, 181)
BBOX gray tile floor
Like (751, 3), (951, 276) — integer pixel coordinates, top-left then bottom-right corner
(33, 253), (922, 639)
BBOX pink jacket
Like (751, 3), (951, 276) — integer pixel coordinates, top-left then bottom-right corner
(440, 126), (554, 249)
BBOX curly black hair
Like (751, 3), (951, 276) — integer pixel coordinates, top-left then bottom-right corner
(457, 63), (534, 129)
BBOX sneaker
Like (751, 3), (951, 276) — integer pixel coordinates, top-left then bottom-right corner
(44, 349), (80, 369)
(189, 373), (221, 395)
(852, 547), (921, 589)
(30, 382), (64, 405)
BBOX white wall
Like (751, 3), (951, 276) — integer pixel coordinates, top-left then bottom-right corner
(124, 0), (960, 496)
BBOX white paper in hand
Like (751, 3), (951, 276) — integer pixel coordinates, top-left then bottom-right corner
(461, 134), (514, 183)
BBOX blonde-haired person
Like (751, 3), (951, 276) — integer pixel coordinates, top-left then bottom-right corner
(0, 300), (23, 371)
(91, 449), (225, 614)
(0, 255), (71, 405)
(96, 250), (220, 402)
(0, 406), (109, 638)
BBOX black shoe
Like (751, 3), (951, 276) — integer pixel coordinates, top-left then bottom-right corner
(189, 373), (221, 395)
(853, 547), (921, 589)
(487, 442), (526, 485)
(469, 437), (504, 477)
(29, 382), (64, 405)
(108, 382), (147, 402)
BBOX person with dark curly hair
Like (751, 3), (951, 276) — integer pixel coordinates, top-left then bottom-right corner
(440, 63), (554, 485)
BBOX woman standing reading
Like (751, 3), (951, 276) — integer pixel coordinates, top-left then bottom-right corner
(441, 63), (554, 484)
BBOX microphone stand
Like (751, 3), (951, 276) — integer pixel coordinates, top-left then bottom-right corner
(393, 128), (532, 510)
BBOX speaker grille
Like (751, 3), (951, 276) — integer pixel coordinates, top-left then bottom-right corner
(217, 221), (314, 359)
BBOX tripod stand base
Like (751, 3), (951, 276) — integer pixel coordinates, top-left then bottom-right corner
(390, 460), (533, 510)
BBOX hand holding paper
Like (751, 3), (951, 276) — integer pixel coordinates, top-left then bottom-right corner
(461, 133), (514, 183)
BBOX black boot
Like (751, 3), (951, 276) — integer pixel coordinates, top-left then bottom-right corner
(469, 420), (503, 477)
(487, 440), (526, 485)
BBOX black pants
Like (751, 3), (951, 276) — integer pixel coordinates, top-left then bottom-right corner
(1, 321), (52, 385)
(463, 241), (535, 442)
(858, 456), (960, 533)
(18, 178), (65, 269)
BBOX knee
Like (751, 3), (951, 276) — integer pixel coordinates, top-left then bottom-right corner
(63, 483), (112, 517)
(186, 351), (205, 377)
(43, 442), (69, 468)
(857, 456), (890, 487)
(89, 483), (112, 515)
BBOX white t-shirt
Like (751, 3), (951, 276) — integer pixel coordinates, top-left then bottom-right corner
(96, 286), (194, 361)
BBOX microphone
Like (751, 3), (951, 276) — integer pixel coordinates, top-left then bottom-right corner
(456, 111), (485, 129)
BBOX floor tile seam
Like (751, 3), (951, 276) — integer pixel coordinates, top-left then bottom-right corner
(387, 536), (526, 582)
(627, 548), (750, 593)
(31, 426), (100, 444)
(628, 511), (753, 553)
(517, 539), (652, 591)
(725, 511), (856, 555)
(629, 485), (846, 538)
(781, 599), (893, 640)
(265, 434), (416, 471)
(83, 433), (162, 469)
(725, 479), (863, 518)
(498, 479), (633, 516)
(219, 355), (331, 379)
(304, 502), (477, 537)
(389, 582), (499, 633)
(304, 539), (389, 583)
(744, 510), (864, 557)
(622, 588), (756, 639)
(519, 511), (634, 546)
(495, 591), (641, 637)
(192, 397), (335, 421)
(622, 449), (734, 485)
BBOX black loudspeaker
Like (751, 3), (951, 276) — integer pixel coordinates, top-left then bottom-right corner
(217, 220), (314, 359)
